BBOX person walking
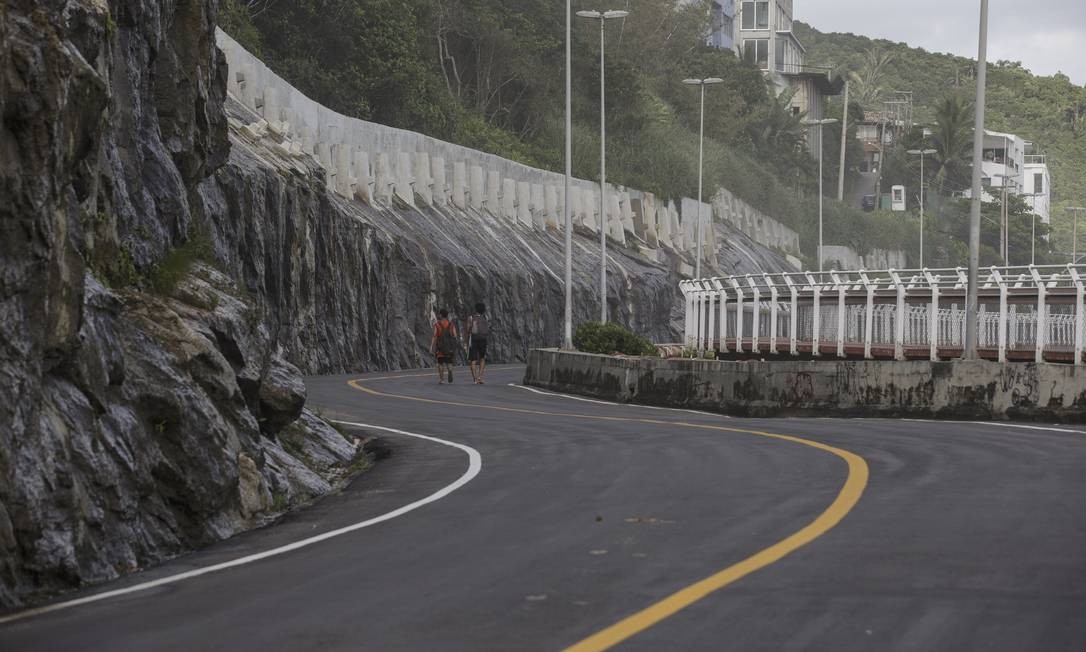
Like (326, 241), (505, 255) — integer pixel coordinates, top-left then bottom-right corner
(431, 309), (458, 384)
(465, 302), (490, 384)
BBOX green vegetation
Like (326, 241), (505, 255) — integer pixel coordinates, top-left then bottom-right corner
(573, 321), (656, 357)
(796, 20), (1086, 261)
(147, 232), (215, 296)
(218, 0), (910, 260)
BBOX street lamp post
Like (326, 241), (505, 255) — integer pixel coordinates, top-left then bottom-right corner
(1070, 207), (1086, 264)
(965, 0), (989, 360)
(907, 148), (937, 268)
(682, 77), (724, 280)
(563, 0), (572, 348)
(577, 9), (629, 323)
(804, 118), (839, 271)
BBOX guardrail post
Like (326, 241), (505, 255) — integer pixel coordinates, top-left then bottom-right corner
(696, 290), (707, 354)
(991, 269), (1008, 363)
(785, 276), (798, 356)
(714, 279), (729, 354)
(860, 272), (875, 359)
(706, 285), (716, 354)
(831, 272), (847, 358)
(806, 273), (821, 357)
(924, 270), (940, 361)
(890, 270), (905, 361)
(730, 278), (745, 353)
(1071, 267), (1085, 366)
(766, 275), (779, 355)
(682, 283), (694, 349)
(1029, 267), (1047, 363)
(747, 277), (761, 354)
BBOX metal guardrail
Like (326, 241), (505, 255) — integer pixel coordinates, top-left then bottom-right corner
(680, 265), (1086, 364)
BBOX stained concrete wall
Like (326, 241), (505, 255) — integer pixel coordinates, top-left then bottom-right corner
(524, 349), (1086, 422)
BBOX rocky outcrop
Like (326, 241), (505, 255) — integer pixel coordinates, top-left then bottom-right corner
(0, 1), (364, 608)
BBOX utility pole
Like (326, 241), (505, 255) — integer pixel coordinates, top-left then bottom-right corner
(965, 0), (988, 360)
(838, 79), (849, 202)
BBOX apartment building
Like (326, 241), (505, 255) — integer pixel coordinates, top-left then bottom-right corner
(969, 129), (1052, 224)
(708, 0), (843, 155)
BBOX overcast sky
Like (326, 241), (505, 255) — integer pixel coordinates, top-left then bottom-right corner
(798, 0), (1086, 86)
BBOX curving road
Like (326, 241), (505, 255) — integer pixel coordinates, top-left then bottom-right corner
(2, 365), (1085, 651)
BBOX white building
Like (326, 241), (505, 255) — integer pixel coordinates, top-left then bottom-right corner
(973, 129), (1052, 224)
(980, 129), (1026, 197)
(1023, 152), (1051, 224)
(707, 0), (843, 156)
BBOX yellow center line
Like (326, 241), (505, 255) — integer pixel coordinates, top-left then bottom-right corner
(346, 376), (869, 651)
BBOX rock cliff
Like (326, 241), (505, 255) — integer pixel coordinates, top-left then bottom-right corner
(0, 0), (361, 607)
(0, 0), (792, 607)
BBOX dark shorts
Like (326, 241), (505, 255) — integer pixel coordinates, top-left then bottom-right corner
(468, 336), (488, 362)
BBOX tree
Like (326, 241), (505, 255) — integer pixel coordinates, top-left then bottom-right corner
(745, 87), (812, 181)
(848, 47), (895, 110)
(929, 95), (974, 196)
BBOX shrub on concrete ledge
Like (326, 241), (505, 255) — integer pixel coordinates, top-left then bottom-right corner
(573, 322), (657, 357)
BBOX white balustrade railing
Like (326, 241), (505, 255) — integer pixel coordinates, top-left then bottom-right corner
(680, 265), (1086, 364)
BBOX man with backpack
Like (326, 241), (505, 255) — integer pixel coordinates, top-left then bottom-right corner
(465, 302), (489, 385)
(430, 309), (459, 384)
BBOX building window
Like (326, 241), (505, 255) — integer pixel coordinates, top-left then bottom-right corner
(1034, 173), (1044, 194)
(775, 38), (785, 71)
(744, 38), (769, 69)
(741, 1), (769, 29)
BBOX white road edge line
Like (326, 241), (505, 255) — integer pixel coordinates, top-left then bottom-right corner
(508, 383), (731, 419)
(904, 418), (1086, 435)
(0, 422), (482, 626)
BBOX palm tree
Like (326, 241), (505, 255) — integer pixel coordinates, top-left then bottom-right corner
(746, 87), (810, 177)
(929, 95), (974, 195)
(849, 47), (895, 109)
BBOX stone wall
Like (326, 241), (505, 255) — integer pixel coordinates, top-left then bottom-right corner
(524, 350), (1086, 422)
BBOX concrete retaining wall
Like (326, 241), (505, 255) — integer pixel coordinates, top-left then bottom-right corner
(216, 29), (722, 263)
(712, 187), (801, 256)
(524, 349), (1086, 422)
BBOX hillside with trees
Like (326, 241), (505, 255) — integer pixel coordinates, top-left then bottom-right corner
(796, 20), (1086, 263)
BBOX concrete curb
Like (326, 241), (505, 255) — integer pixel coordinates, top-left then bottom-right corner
(524, 349), (1086, 423)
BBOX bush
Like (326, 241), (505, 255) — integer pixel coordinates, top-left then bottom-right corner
(573, 322), (657, 357)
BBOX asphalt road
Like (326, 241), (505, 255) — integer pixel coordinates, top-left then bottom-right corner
(2, 365), (1085, 651)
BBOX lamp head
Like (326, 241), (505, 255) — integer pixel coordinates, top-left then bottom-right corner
(576, 10), (601, 18)
(603, 10), (629, 19)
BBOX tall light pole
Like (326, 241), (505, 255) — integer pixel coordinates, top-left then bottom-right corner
(837, 79), (850, 202)
(682, 77), (724, 279)
(965, 0), (988, 360)
(578, 9), (629, 322)
(563, 0), (572, 348)
(1070, 207), (1086, 264)
(992, 174), (1017, 264)
(804, 118), (839, 271)
(907, 148), (937, 268)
